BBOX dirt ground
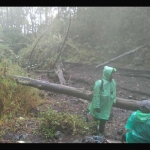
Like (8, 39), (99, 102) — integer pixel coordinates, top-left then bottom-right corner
(1, 61), (150, 143)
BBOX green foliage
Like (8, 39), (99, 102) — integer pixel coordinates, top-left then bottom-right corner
(2, 7), (150, 69)
(0, 43), (15, 59)
(39, 107), (90, 138)
(0, 58), (43, 135)
(3, 28), (26, 53)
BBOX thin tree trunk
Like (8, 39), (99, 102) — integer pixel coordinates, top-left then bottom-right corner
(28, 22), (53, 68)
(52, 14), (71, 68)
(95, 44), (148, 70)
(39, 9), (41, 25)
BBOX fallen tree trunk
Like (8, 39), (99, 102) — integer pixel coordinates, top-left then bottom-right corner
(116, 67), (150, 74)
(54, 63), (66, 85)
(33, 70), (91, 85)
(6, 74), (147, 111)
(116, 73), (150, 79)
(95, 44), (147, 70)
(119, 86), (150, 97)
(34, 70), (54, 73)
(113, 97), (140, 111)
(67, 75), (92, 85)
(6, 73), (92, 100)
(63, 61), (93, 66)
(64, 62), (150, 75)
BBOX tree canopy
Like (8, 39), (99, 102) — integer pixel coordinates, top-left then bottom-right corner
(0, 7), (150, 68)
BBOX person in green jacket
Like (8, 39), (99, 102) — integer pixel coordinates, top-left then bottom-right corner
(122, 100), (150, 143)
(88, 66), (117, 135)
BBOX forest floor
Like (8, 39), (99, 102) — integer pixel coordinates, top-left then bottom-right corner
(1, 61), (150, 143)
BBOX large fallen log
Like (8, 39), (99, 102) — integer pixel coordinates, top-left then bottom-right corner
(6, 74), (146, 111)
(33, 70), (91, 85)
(116, 73), (150, 79)
(63, 61), (93, 66)
(6, 74), (92, 100)
(34, 70), (54, 73)
(119, 86), (150, 97)
(95, 44), (147, 70)
(66, 75), (92, 85)
(116, 67), (150, 74)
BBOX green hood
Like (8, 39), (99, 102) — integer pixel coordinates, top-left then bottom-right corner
(102, 66), (116, 81)
(136, 110), (150, 122)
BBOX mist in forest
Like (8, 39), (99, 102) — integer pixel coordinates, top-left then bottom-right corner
(0, 7), (149, 66)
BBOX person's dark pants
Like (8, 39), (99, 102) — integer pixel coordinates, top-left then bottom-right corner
(99, 119), (107, 134)
(93, 118), (107, 134)
(121, 133), (126, 142)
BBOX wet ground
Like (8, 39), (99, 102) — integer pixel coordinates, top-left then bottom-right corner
(1, 62), (150, 143)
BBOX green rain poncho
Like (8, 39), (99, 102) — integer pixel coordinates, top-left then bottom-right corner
(125, 110), (150, 143)
(88, 66), (116, 120)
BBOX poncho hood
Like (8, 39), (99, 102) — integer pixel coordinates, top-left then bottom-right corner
(102, 66), (116, 81)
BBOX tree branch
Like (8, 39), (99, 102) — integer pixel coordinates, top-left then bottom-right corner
(95, 44), (148, 70)
(28, 22), (53, 68)
(52, 14), (71, 68)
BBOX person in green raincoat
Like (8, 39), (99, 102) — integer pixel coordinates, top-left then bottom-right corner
(88, 66), (117, 135)
(122, 100), (150, 143)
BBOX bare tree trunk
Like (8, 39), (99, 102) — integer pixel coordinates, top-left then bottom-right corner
(116, 73), (150, 79)
(23, 25), (26, 35)
(29, 8), (34, 34)
(39, 8), (41, 25)
(0, 9), (4, 30)
(45, 7), (48, 25)
(118, 85), (150, 97)
(28, 22), (53, 68)
(9, 7), (14, 29)
(34, 70), (54, 73)
(95, 44), (147, 70)
(6, 7), (9, 29)
(52, 14), (71, 68)
(34, 69), (91, 85)
(54, 63), (66, 85)
(6, 73), (146, 111)
(116, 67), (150, 74)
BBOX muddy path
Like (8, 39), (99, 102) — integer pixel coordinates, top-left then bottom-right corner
(1, 62), (150, 143)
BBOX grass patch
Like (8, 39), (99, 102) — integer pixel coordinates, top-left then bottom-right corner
(39, 106), (98, 139)
(0, 58), (43, 136)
